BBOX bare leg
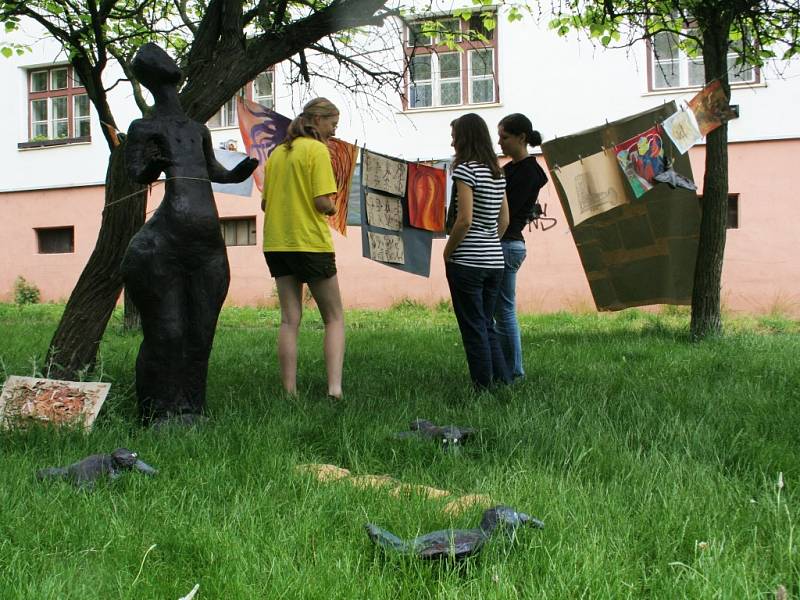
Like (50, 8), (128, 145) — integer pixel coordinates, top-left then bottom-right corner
(275, 275), (304, 395)
(307, 275), (345, 398)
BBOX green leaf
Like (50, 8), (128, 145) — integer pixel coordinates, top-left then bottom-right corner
(1, 47), (12, 58)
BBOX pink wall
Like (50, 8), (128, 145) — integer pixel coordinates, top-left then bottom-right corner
(2, 139), (798, 315)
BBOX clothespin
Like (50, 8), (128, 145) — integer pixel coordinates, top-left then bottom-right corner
(578, 154), (583, 164)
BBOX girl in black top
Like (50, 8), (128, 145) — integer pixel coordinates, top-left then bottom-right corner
(495, 113), (548, 380)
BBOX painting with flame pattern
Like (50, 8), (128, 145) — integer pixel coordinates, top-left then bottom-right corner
(406, 163), (446, 233)
(326, 138), (359, 236)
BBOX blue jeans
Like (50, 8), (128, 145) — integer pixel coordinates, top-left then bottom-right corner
(495, 240), (527, 379)
(446, 261), (511, 389)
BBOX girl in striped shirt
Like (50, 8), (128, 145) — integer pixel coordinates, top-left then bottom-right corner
(443, 113), (511, 389)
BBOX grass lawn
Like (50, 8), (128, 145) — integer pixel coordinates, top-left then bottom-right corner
(0, 302), (798, 599)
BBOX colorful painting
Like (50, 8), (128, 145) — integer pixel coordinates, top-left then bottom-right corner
(366, 192), (403, 231)
(687, 80), (739, 137)
(367, 231), (405, 264)
(406, 163), (446, 232)
(662, 109), (702, 155)
(554, 150), (629, 225)
(0, 376), (110, 431)
(614, 125), (666, 199)
(363, 149), (408, 196)
(326, 138), (359, 236)
(237, 97), (291, 191)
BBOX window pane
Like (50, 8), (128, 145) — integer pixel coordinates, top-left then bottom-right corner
(410, 84), (432, 108)
(208, 110), (222, 128)
(37, 227), (74, 253)
(74, 94), (90, 117)
(468, 13), (495, 41)
(52, 96), (68, 120)
(32, 123), (48, 139)
(224, 98), (236, 127)
(688, 58), (705, 86)
(254, 71), (273, 105)
(652, 31), (679, 61)
(438, 18), (461, 43)
(470, 49), (494, 77)
(76, 118), (91, 137)
(410, 55), (432, 81)
(439, 53), (460, 80)
(440, 81), (461, 105)
(653, 60), (680, 88)
(471, 78), (494, 103)
(728, 56), (754, 82)
(31, 71), (48, 92)
(54, 120), (69, 138)
(409, 23), (433, 46)
(51, 68), (68, 90)
(71, 70), (82, 87)
(31, 99), (48, 123)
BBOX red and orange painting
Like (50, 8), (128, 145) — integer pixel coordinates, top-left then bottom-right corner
(406, 163), (446, 233)
(326, 138), (359, 236)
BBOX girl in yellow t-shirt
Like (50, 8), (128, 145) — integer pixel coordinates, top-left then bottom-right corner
(262, 98), (344, 399)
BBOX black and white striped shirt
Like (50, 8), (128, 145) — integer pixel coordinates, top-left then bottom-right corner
(449, 161), (505, 268)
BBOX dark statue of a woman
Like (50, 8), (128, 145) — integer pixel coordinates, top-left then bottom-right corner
(122, 43), (258, 425)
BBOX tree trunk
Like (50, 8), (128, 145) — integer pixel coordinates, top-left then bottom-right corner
(690, 17), (731, 340)
(46, 141), (147, 379)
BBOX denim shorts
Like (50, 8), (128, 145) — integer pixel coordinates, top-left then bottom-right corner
(264, 252), (337, 283)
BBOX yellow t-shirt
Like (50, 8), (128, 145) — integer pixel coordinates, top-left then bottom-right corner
(262, 137), (338, 252)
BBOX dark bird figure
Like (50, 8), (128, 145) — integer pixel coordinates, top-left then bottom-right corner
(36, 448), (158, 489)
(394, 418), (477, 446)
(365, 505), (543, 560)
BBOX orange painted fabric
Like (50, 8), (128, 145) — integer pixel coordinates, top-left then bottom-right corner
(407, 163), (446, 233)
(326, 138), (359, 236)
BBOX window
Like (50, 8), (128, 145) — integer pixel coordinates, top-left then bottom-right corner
(649, 31), (758, 91)
(220, 217), (257, 246)
(405, 12), (498, 109)
(27, 65), (89, 142)
(208, 68), (275, 128)
(697, 194), (739, 229)
(36, 227), (74, 254)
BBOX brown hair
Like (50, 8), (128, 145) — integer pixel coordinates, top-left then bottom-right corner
(283, 97), (339, 150)
(451, 113), (502, 178)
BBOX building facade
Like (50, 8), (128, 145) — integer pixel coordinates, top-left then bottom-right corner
(1, 5), (799, 314)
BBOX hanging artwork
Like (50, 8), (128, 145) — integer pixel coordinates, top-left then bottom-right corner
(541, 101), (700, 312)
(406, 163), (446, 232)
(326, 138), (359, 236)
(553, 150), (629, 226)
(662, 109), (703, 154)
(367, 232), (405, 264)
(237, 97), (291, 191)
(363, 149), (408, 196)
(614, 125), (666, 199)
(366, 192), (403, 231)
(687, 80), (739, 137)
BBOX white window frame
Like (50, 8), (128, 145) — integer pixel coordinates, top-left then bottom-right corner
(468, 48), (495, 104)
(26, 65), (89, 142)
(650, 31), (758, 91)
(253, 70), (274, 109)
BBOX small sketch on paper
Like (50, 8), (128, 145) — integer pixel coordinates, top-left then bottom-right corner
(366, 192), (403, 231)
(363, 150), (408, 196)
(575, 174), (619, 212)
(368, 231), (405, 264)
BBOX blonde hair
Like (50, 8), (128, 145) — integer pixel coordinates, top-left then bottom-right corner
(283, 97), (339, 150)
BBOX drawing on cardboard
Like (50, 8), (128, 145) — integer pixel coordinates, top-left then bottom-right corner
(368, 231), (405, 264)
(366, 192), (403, 231)
(407, 163), (446, 232)
(0, 375), (110, 431)
(326, 137), (359, 236)
(687, 80), (739, 137)
(662, 110), (702, 154)
(614, 125), (666, 199)
(554, 150), (629, 225)
(363, 149), (408, 196)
